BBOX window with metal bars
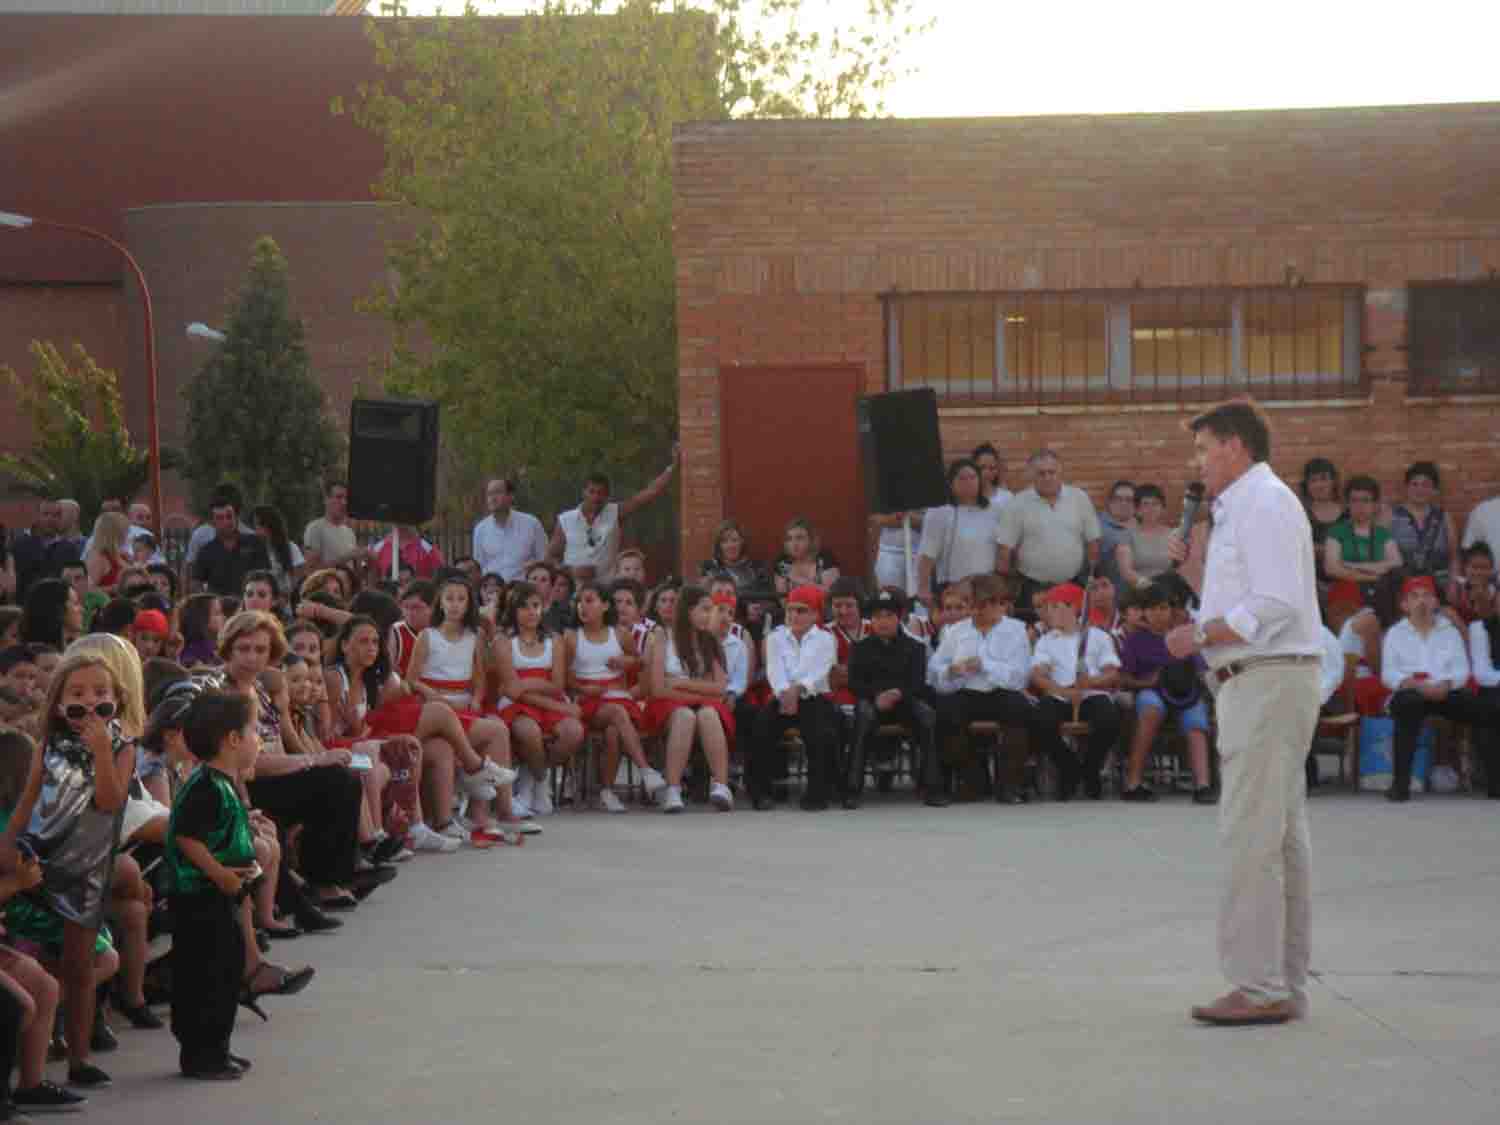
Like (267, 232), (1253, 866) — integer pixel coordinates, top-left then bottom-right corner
(885, 286), (1365, 404)
(1407, 281), (1500, 395)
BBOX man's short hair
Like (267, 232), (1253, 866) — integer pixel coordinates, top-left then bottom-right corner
(1188, 400), (1271, 463)
(969, 574), (1013, 606)
(183, 690), (254, 762)
(1404, 460), (1441, 488)
(1344, 474), (1381, 502)
(325, 479), (347, 495)
(92, 598), (139, 637)
(242, 569), (277, 594)
(585, 472), (611, 493)
(1137, 580), (1172, 609)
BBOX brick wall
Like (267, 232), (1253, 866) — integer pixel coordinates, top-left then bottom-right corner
(673, 105), (1500, 572)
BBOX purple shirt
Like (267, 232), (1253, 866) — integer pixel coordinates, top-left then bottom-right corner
(1121, 628), (1205, 707)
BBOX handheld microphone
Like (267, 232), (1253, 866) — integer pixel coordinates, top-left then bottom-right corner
(1171, 482), (1206, 571)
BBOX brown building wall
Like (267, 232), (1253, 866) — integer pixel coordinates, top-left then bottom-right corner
(673, 105), (1500, 574)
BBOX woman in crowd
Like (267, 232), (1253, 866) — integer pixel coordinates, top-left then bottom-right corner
(254, 505), (304, 598)
(84, 512), (130, 592)
(1325, 474), (1405, 657)
(645, 585), (734, 813)
(973, 442), (1013, 506)
(495, 583), (584, 818)
(178, 593), (225, 668)
(1390, 461), (1461, 599)
(20, 578), (81, 651)
(1300, 457), (1346, 589)
(916, 458), (999, 608)
(773, 518), (839, 594)
(1115, 483), (1174, 589)
(699, 520), (766, 592)
(566, 582), (664, 813)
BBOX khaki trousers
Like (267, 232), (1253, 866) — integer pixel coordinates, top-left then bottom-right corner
(1213, 662), (1320, 1008)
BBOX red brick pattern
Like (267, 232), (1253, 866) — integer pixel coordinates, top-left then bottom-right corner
(673, 106), (1500, 572)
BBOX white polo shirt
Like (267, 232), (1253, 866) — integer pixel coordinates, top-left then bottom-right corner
(472, 510), (548, 581)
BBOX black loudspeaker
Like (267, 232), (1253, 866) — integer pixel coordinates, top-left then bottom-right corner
(347, 398), (439, 524)
(857, 388), (949, 514)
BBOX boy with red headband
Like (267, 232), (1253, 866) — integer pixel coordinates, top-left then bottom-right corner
(1380, 574), (1480, 801)
(1028, 582), (1123, 800)
(751, 585), (839, 811)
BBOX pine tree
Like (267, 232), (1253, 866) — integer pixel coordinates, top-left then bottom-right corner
(181, 237), (344, 533)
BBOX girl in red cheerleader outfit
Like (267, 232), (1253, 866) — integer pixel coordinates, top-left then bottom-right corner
(495, 584), (585, 818)
(566, 583), (667, 813)
(405, 577), (516, 845)
(643, 585), (735, 814)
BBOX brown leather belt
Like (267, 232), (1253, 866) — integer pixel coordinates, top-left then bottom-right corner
(1209, 653), (1319, 686)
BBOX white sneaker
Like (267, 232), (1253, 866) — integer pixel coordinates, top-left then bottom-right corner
(392, 846), (416, 863)
(502, 817), (542, 836)
(459, 769), (497, 801)
(438, 819), (466, 841)
(479, 759), (519, 788)
(640, 766), (667, 799)
(662, 785), (685, 814)
(410, 823), (460, 854)
(530, 772), (554, 816)
(597, 787), (626, 814)
(709, 782), (734, 812)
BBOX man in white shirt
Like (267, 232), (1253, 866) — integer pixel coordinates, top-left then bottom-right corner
(1027, 582), (1123, 800)
(548, 449), (678, 581)
(929, 574), (1035, 803)
(472, 478), (548, 582)
(1164, 401), (1322, 1028)
(1380, 575), (1483, 802)
(750, 585), (839, 811)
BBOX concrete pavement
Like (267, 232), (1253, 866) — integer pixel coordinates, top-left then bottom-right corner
(98, 789), (1500, 1124)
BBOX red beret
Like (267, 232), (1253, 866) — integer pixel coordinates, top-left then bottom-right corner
(786, 585), (823, 613)
(711, 591), (738, 607)
(1040, 582), (1085, 611)
(133, 609), (170, 636)
(1401, 575), (1438, 599)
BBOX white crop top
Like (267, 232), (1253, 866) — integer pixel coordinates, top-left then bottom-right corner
(419, 628), (477, 708)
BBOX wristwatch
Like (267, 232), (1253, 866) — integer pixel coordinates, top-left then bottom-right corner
(1192, 622), (1209, 649)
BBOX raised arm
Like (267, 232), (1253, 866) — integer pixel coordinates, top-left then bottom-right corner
(620, 444), (680, 520)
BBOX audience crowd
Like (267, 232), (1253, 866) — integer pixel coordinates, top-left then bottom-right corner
(0, 441), (1497, 1116)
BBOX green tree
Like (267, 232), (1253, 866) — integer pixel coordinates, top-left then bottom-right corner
(181, 237), (345, 534)
(0, 340), (172, 526)
(347, 0), (924, 531)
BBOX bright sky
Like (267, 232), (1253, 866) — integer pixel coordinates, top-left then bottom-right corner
(400, 1), (1500, 117)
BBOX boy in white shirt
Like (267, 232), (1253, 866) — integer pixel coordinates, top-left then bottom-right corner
(929, 575), (1035, 803)
(1028, 583), (1122, 800)
(751, 585), (839, 811)
(1380, 575), (1481, 801)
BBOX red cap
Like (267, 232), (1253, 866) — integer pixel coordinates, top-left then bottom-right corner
(133, 609), (170, 636)
(1401, 575), (1438, 599)
(711, 591), (738, 608)
(1039, 582), (1085, 611)
(786, 585), (824, 614)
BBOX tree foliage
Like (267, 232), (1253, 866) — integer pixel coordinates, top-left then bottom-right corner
(180, 237), (345, 534)
(0, 340), (173, 526)
(346, 0), (925, 527)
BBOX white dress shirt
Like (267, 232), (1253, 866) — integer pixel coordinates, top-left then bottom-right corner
(723, 630), (750, 697)
(1030, 626), (1120, 701)
(928, 616), (1030, 694)
(471, 510), (548, 581)
(918, 503), (1002, 584)
(1318, 626), (1345, 706)
(765, 624), (836, 697)
(1198, 462), (1323, 669)
(1380, 616), (1470, 692)
(1469, 620), (1500, 689)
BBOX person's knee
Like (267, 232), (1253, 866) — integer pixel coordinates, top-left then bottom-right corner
(1135, 690), (1166, 718)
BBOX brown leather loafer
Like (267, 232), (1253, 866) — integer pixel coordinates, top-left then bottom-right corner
(1190, 990), (1294, 1026)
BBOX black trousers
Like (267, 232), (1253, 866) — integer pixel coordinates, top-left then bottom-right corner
(170, 890), (243, 1070)
(1029, 695), (1122, 796)
(936, 688), (1037, 737)
(752, 696), (840, 802)
(1388, 688), (1498, 795)
(847, 698), (939, 796)
(247, 765), (361, 889)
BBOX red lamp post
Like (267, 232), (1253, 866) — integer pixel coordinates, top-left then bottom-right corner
(0, 210), (164, 536)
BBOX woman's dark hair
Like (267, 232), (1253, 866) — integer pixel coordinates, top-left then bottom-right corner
(145, 562), (178, 597)
(574, 581), (613, 626)
(430, 575), (479, 633)
(1300, 457), (1339, 499)
(93, 597), (139, 637)
(972, 442), (1001, 464)
(1134, 483), (1165, 506)
(671, 585), (724, 681)
(349, 590), (401, 639)
(179, 593), (221, 648)
(21, 578), (72, 648)
(1188, 400), (1271, 463)
(610, 578), (645, 611)
(0, 729), (36, 810)
(1344, 474), (1381, 503)
(945, 458), (989, 509)
(503, 582), (548, 638)
(711, 519), (748, 565)
(646, 577), (682, 626)
(283, 620), (323, 655)
(1405, 461), (1441, 488)
(552, 570), (575, 603)
(183, 690), (254, 762)
(252, 505), (294, 574)
(332, 613), (386, 706)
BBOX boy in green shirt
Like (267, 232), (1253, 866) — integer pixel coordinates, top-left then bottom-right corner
(166, 691), (260, 1081)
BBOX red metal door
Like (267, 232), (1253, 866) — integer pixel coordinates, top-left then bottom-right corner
(720, 365), (867, 588)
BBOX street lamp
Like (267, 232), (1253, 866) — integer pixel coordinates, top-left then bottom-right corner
(0, 209), (164, 536)
(186, 322), (226, 342)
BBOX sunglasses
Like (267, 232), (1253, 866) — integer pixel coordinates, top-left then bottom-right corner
(64, 701), (117, 721)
